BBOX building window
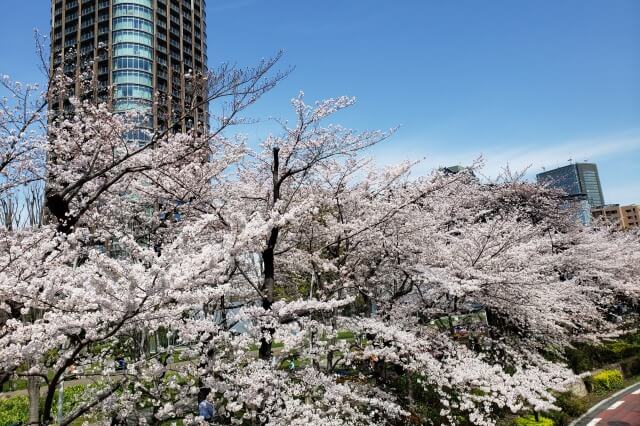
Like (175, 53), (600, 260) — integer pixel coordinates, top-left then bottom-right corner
(112, 42), (153, 59)
(113, 29), (153, 45)
(113, 17), (154, 33)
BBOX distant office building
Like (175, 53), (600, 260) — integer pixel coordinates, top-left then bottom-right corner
(442, 165), (466, 174)
(442, 165), (476, 178)
(536, 163), (605, 208)
(592, 204), (640, 230)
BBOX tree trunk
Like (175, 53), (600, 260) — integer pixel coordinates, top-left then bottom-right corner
(258, 247), (276, 360)
(363, 293), (374, 318)
(407, 371), (414, 408)
(27, 375), (40, 425)
(259, 147), (281, 361)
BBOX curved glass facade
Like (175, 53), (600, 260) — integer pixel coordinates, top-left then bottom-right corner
(113, 17), (154, 33)
(112, 43), (153, 60)
(113, 4), (153, 20)
(113, 30), (153, 46)
(113, 70), (153, 86)
(113, 57), (152, 72)
(112, 0), (153, 7)
(115, 84), (153, 100)
(112, 0), (154, 142)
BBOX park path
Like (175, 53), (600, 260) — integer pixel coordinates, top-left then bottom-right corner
(1, 376), (109, 399)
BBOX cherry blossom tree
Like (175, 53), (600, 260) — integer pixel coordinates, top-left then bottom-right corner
(0, 54), (287, 424)
(0, 65), (638, 426)
(156, 95), (638, 424)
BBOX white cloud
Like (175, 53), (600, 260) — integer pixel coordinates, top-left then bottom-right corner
(371, 132), (640, 181)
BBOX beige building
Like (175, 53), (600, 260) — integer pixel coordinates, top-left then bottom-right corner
(591, 204), (640, 230)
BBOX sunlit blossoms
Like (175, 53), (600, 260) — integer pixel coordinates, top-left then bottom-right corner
(0, 66), (638, 426)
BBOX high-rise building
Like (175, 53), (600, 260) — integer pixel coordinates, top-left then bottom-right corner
(50, 0), (208, 135)
(536, 163), (605, 208)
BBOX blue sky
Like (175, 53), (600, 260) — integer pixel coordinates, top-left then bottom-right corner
(1, 0), (638, 203)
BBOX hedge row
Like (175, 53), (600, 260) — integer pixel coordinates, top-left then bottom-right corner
(566, 332), (640, 374)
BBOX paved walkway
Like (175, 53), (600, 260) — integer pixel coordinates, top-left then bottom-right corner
(573, 382), (640, 426)
(1, 377), (98, 399)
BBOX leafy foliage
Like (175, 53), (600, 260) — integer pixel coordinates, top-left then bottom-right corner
(588, 369), (624, 393)
(0, 394), (28, 426)
(513, 415), (554, 426)
(553, 392), (588, 417)
(566, 332), (640, 373)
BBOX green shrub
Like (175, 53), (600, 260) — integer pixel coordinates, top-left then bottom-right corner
(608, 341), (636, 356)
(52, 384), (87, 418)
(0, 395), (29, 426)
(590, 369), (624, 393)
(565, 346), (593, 373)
(621, 358), (640, 377)
(513, 415), (554, 426)
(543, 392), (588, 425)
(336, 330), (355, 340)
(566, 332), (640, 374)
(544, 410), (571, 426)
(554, 392), (587, 417)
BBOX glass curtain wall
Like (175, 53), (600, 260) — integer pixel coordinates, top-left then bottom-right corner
(112, 0), (154, 143)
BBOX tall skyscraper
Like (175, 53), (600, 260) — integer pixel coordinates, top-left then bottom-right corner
(50, 0), (208, 135)
(536, 163), (605, 208)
